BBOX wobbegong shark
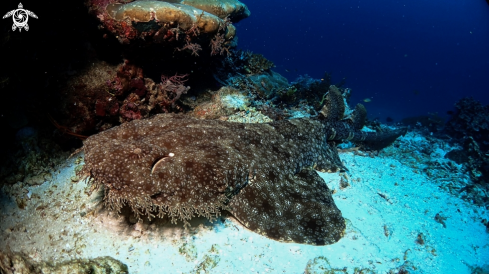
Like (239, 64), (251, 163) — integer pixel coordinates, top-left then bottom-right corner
(80, 88), (406, 245)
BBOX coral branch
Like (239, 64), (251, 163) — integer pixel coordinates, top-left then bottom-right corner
(210, 17), (232, 56)
(177, 42), (202, 56)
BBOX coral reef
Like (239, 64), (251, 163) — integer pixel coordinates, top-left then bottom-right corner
(445, 137), (489, 194)
(445, 97), (489, 150)
(80, 90), (406, 245)
(89, 0), (249, 55)
(210, 50), (283, 103)
(213, 50), (275, 79)
(226, 70), (288, 99)
(0, 252), (127, 274)
(51, 47), (284, 140)
(381, 126), (489, 207)
(243, 52), (275, 74)
(53, 50), (281, 141)
(54, 60), (192, 138)
(444, 97), (489, 189)
(190, 86), (251, 119)
(275, 72), (347, 110)
(54, 60), (120, 137)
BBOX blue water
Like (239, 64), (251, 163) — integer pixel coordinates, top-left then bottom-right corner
(236, 0), (489, 122)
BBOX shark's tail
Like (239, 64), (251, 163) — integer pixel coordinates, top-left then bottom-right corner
(319, 85), (407, 150)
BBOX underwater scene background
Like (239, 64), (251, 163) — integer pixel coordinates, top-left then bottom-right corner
(238, 0), (489, 121)
(0, 0), (488, 273)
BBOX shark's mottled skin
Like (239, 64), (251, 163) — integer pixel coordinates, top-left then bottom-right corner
(81, 90), (406, 245)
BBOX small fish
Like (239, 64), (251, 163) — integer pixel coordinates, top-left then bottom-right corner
(285, 69), (290, 72)
(363, 98), (372, 103)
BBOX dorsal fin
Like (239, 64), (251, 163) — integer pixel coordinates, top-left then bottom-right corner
(351, 103), (367, 129)
(319, 85), (345, 121)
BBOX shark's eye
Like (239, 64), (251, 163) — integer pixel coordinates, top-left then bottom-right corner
(151, 153), (175, 174)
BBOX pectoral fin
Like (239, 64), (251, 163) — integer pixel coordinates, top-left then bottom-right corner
(228, 169), (345, 245)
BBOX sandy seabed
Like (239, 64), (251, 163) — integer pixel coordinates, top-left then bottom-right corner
(1, 132), (488, 274)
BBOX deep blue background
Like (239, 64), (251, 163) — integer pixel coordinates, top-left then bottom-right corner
(235, 0), (489, 122)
